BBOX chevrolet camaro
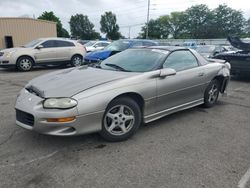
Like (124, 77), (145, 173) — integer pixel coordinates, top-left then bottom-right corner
(15, 47), (230, 141)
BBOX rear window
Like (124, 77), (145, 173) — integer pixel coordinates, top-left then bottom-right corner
(56, 40), (75, 47)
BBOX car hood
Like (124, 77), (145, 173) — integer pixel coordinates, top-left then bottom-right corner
(85, 50), (113, 60)
(0, 47), (26, 52)
(26, 67), (132, 98)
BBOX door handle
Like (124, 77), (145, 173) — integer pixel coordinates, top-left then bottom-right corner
(198, 72), (205, 77)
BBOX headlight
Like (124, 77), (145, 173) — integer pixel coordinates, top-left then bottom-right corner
(43, 98), (77, 109)
(6, 50), (16, 58)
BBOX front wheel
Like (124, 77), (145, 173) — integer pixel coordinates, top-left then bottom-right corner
(100, 97), (141, 142)
(16, 56), (34, 71)
(204, 80), (220, 108)
(71, 55), (83, 67)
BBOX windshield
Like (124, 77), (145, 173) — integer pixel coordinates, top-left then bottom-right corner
(23, 39), (43, 48)
(196, 46), (216, 53)
(84, 41), (96, 47)
(100, 49), (168, 72)
(104, 40), (130, 51)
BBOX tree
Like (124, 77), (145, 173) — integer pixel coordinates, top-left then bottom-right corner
(69, 14), (100, 40)
(38, 11), (69, 37)
(212, 4), (245, 38)
(243, 17), (250, 37)
(100, 12), (122, 40)
(184, 4), (214, 38)
(138, 18), (170, 39)
(167, 12), (188, 39)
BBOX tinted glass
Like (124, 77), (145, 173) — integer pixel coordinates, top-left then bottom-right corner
(101, 42), (109, 47)
(143, 41), (156, 46)
(100, 49), (168, 72)
(84, 41), (96, 47)
(131, 41), (143, 47)
(41, 40), (57, 48)
(104, 40), (130, 51)
(163, 50), (198, 71)
(24, 39), (42, 48)
(56, 40), (75, 47)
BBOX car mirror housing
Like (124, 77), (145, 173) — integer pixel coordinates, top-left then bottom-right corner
(160, 68), (176, 77)
(36, 45), (44, 49)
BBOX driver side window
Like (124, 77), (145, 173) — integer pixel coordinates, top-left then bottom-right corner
(163, 50), (198, 72)
(41, 40), (56, 48)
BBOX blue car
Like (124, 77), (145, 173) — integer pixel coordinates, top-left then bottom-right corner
(84, 39), (158, 63)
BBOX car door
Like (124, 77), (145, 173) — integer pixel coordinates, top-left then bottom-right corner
(34, 40), (58, 63)
(156, 50), (207, 112)
(55, 40), (75, 61)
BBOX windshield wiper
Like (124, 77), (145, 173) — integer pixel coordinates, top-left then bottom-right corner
(105, 63), (131, 72)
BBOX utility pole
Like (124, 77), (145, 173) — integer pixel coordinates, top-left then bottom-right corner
(128, 26), (131, 39)
(146, 0), (150, 39)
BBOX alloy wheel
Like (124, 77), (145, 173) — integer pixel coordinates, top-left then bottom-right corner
(72, 56), (82, 66)
(104, 105), (135, 136)
(20, 58), (32, 70)
(208, 84), (219, 103)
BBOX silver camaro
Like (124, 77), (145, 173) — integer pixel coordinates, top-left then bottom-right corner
(15, 47), (230, 141)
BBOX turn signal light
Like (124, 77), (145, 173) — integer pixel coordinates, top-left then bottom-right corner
(46, 117), (76, 123)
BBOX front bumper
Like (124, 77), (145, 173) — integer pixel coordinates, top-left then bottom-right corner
(0, 56), (15, 68)
(15, 89), (104, 136)
(84, 57), (101, 64)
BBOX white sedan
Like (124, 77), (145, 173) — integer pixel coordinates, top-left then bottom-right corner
(84, 41), (111, 52)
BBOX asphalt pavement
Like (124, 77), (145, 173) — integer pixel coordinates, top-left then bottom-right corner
(0, 67), (249, 188)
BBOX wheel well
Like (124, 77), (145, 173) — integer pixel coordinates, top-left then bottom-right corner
(71, 54), (83, 59)
(112, 92), (144, 115)
(16, 55), (35, 65)
(213, 75), (228, 93)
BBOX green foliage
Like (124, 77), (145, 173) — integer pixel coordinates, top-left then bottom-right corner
(69, 14), (101, 40)
(138, 17), (171, 39)
(212, 4), (245, 38)
(100, 12), (122, 40)
(38, 11), (69, 37)
(138, 4), (247, 39)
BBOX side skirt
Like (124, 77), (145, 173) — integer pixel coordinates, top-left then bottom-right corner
(144, 99), (204, 123)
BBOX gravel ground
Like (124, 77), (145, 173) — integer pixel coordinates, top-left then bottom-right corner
(0, 67), (250, 188)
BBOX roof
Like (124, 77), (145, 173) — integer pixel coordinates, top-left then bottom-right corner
(119, 39), (158, 43)
(0, 17), (56, 25)
(147, 46), (188, 51)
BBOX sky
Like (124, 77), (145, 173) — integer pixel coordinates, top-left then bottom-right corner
(0, 0), (250, 38)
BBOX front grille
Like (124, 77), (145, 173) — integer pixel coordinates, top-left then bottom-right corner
(16, 109), (34, 126)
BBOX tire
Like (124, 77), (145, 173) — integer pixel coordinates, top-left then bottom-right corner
(100, 97), (141, 142)
(71, 55), (83, 67)
(16, 56), (34, 71)
(203, 79), (220, 108)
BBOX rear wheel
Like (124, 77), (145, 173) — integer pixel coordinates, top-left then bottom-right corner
(71, 55), (82, 67)
(204, 80), (220, 108)
(100, 97), (141, 142)
(16, 56), (34, 71)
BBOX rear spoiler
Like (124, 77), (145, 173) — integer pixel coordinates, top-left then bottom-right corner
(207, 58), (226, 64)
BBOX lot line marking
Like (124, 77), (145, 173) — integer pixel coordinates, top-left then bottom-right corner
(238, 166), (250, 188)
(0, 150), (58, 169)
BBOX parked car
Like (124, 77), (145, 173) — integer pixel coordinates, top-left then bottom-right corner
(84, 39), (158, 63)
(84, 41), (111, 52)
(0, 38), (86, 71)
(15, 46), (230, 141)
(77, 39), (89, 45)
(183, 41), (197, 49)
(214, 36), (250, 76)
(196, 45), (236, 58)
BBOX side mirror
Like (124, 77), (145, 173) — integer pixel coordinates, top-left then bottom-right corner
(160, 68), (176, 77)
(36, 45), (43, 49)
